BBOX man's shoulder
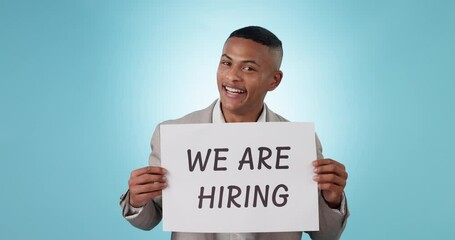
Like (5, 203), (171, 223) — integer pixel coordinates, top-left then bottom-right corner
(266, 105), (289, 122)
(161, 100), (216, 125)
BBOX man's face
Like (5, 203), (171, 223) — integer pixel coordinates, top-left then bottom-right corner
(217, 37), (282, 120)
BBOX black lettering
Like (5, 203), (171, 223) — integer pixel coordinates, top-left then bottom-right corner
(272, 184), (289, 207)
(187, 149), (212, 172)
(227, 185), (242, 208)
(275, 146), (291, 169)
(214, 148), (228, 171)
(238, 147), (254, 170)
(253, 185), (269, 207)
(244, 185), (251, 208)
(217, 186), (224, 208)
(258, 147), (272, 170)
(198, 186), (216, 209)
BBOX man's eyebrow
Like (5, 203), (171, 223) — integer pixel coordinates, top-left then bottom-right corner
(221, 54), (260, 66)
(221, 54), (232, 60)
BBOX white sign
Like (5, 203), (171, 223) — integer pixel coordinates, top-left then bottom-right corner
(160, 122), (319, 233)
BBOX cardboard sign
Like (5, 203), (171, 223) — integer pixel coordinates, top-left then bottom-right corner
(160, 122), (319, 233)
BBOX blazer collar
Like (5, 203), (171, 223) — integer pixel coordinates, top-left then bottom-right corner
(206, 99), (284, 123)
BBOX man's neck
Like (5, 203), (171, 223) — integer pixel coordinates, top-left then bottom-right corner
(221, 106), (264, 123)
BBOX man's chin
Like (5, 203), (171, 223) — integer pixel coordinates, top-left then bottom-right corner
(220, 101), (243, 114)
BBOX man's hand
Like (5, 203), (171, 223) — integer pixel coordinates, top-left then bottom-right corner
(312, 159), (348, 209)
(128, 166), (168, 208)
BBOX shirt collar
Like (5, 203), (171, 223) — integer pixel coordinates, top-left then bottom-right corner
(212, 99), (267, 123)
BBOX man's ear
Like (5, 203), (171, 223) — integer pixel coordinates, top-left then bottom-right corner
(269, 71), (283, 91)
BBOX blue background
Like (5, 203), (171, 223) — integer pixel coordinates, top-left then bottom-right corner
(1, 0), (454, 239)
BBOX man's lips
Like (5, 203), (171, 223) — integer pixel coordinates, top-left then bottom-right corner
(223, 85), (246, 94)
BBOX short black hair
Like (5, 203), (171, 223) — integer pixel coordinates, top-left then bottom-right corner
(228, 26), (282, 50)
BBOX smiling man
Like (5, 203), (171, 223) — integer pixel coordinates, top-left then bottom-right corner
(217, 35), (283, 123)
(120, 26), (349, 240)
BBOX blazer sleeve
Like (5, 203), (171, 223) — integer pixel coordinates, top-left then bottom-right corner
(119, 125), (163, 230)
(305, 134), (350, 240)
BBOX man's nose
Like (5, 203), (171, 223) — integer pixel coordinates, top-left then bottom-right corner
(226, 66), (241, 82)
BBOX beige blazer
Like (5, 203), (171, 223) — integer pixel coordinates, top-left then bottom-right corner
(120, 101), (349, 240)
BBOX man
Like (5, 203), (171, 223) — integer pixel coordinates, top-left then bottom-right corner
(120, 26), (349, 239)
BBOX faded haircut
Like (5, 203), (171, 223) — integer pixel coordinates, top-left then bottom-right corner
(228, 26), (282, 51)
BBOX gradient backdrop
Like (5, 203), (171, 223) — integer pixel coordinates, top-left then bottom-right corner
(1, 0), (454, 239)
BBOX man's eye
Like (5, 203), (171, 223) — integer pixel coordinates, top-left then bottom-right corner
(221, 61), (231, 66)
(243, 66), (255, 71)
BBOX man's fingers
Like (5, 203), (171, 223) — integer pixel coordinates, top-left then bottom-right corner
(131, 166), (167, 178)
(130, 182), (167, 195)
(312, 159), (348, 209)
(128, 166), (168, 207)
(314, 164), (348, 179)
(128, 166), (168, 205)
(129, 173), (166, 186)
(130, 191), (163, 208)
(129, 184), (165, 208)
(313, 173), (346, 187)
(312, 159), (345, 170)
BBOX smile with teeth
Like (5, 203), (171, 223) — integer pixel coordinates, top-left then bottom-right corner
(224, 85), (246, 94)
